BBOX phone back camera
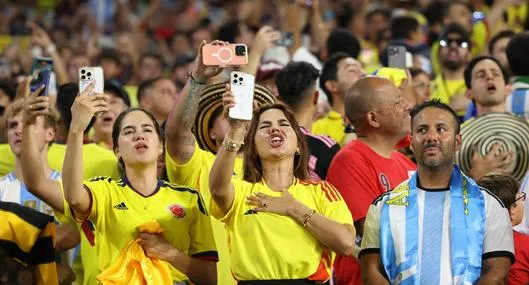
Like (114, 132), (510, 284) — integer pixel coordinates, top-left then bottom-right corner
(235, 45), (246, 56)
(81, 69), (86, 74)
(388, 48), (399, 56)
(81, 75), (86, 80)
(87, 72), (92, 77)
(233, 79), (238, 84)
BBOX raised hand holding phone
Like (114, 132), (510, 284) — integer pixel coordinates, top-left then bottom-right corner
(69, 83), (109, 134)
(229, 71), (255, 120)
(202, 43), (249, 67)
(193, 40), (228, 82)
(78, 67), (104, 94)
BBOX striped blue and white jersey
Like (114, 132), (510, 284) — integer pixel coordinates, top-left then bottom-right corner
(0, 171), (61, 217)
(360, 186), (514, 285)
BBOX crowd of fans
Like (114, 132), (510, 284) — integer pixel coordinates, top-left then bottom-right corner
(1, 0), (529, 284)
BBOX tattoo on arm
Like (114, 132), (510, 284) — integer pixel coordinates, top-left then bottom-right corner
(182, 81), (205, 131)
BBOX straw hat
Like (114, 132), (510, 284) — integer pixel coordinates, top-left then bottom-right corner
(194, 82), (276, 153)
(456, 112), (529, 181)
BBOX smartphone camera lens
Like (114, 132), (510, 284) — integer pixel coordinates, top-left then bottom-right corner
(81, 69), (85, 74)
(239, 77), (243, 81)
(235, 45), (246, 56)
(233, 79), (238, 84)
(81, 75), (86, 80)
(87, 72), (92, 77)
(234, 73), (238, 78)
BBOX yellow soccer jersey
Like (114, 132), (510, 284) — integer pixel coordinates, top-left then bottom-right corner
(431, 75), (467, 115)
(74, 176), (218, 282)
(49, 143), (120, 180)
(210, 177), (354, 281)
(165, 141), (243, 285)
(312, 110), (346, 146)
(0, 143), (119, 179)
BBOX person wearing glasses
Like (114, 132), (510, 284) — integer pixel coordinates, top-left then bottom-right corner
(431, 23), (472, 119)
(477, 174), (529, 285)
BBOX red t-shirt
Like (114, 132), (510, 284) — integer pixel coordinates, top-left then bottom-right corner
(327, 140), (416, 285)
(510, 231), (529, 285)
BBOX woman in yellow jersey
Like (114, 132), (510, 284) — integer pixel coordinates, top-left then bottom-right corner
(62, 85), (218, 285)
(209, 96), (356, 284)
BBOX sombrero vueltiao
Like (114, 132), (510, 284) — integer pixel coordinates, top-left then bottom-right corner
(194, 82), (276, 154)
(456, 112), (529, 181)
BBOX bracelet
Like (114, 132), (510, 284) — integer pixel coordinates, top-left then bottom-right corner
(188, 73), (206, 85)
(302, 208), (316, 227)
(223, 135), (244, 152)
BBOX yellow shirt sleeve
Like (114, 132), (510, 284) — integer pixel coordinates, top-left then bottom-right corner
(81, 177), (113, 227)
(210, 176), (250, 224)
(165, 141), (214, 188)
(315, 181), (354, 226)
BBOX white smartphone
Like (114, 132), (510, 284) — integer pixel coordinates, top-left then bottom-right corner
(229, 71), (255, 120)
(78, 67), (104, 94)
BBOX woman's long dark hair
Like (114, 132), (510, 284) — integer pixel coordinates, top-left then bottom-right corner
(112, 108), (163, 178)
(243, 103), (309, 183)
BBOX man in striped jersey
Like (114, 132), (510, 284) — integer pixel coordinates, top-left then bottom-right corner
(0, 84), (78, 284)
(0, 97), (60, 215)
(360, 100), (514, 284)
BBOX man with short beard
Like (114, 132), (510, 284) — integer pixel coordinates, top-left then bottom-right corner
(361, 100), (514, 284)
(431, 24), (472, 118)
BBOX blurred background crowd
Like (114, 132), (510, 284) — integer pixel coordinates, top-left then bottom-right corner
(1, 0), (529, 284)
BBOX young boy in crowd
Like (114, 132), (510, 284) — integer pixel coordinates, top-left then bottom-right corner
(477, 174), (529, 285)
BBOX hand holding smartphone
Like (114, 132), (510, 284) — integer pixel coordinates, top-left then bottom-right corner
(30, 57), (53, 96)
(229, 71), (255, 120)
(202, 43), (248, 66)
(78, 67), (104, 94)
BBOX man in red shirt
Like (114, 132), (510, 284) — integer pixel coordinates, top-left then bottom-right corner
(327, 76), (416, 285)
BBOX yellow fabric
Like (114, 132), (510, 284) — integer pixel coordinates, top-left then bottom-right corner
(491, 5), (528, 33)
(97, 220), (172, 285)
(73, 177), (216, 283)
(0, 143), (119, 179)
(0, 202), (58, 285)
(48, 143), (120, 180)
(60, 196), (99, 285)
(373, 68), (408, 87)
(359, 40), (381, 74)
(431, 75), (467, 115)
(0, 144), (15, 177)
(210, 177), (353, 281)
(312, 110), (346, 146)
(124, 85), (139, 108)
(431, 21), (489, 75)
(165, 141), (243, 285)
